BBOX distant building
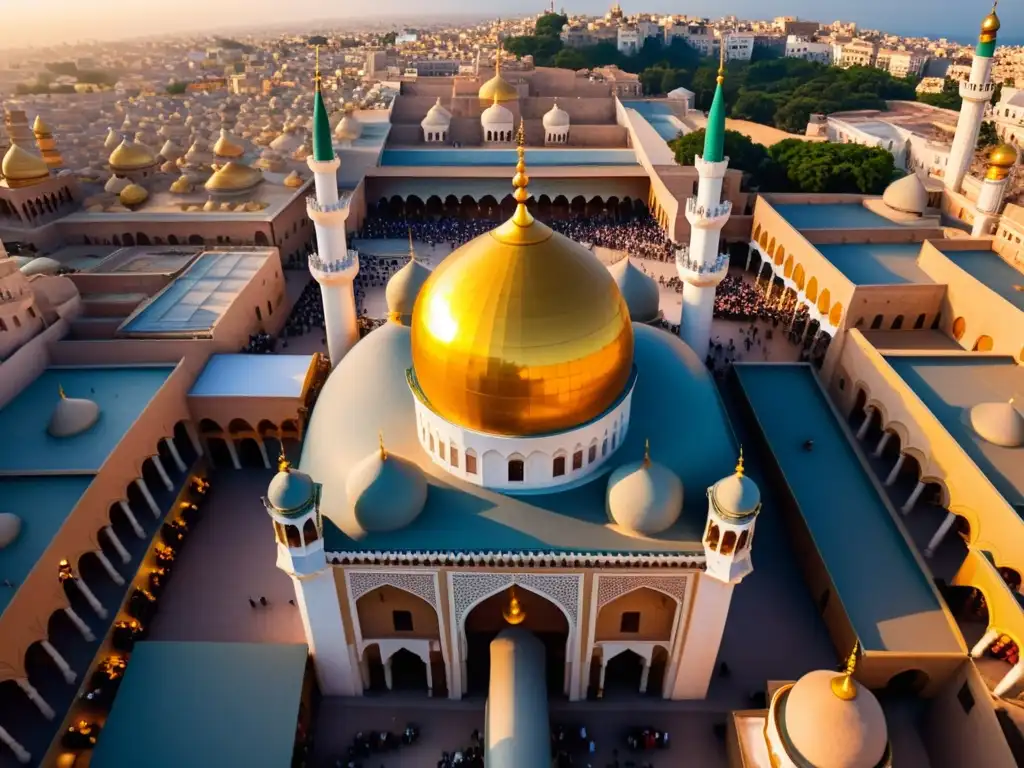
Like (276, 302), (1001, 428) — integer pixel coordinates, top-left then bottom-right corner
(774, 16), (820, 37)
(723, 33), (755, 62)
(836, 38), (879, 68)
(785, 35), (833, 65)
(617, 26), (641, 56)
(916, 77), (947, 94)
(877, 49), (929, 79)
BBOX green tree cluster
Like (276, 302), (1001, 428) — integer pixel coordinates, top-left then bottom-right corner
(669, 128), (777, 188)
(767, 140), (896, 194)
(978, 120), (999, 149)
(917, 77), (961, 110)
(504, 13), (568, 64)
(166, 82), (188, 95)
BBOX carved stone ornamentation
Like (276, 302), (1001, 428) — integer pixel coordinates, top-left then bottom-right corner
(597, 574), (689, 609)
(452, 572), (581, 629)
(347, 570), (437, 611)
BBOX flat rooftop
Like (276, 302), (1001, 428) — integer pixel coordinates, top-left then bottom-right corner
(91, 641), (308, 768)
(735, 364), (961, 654)
(814, 243), (933, 285)
(189, 354), (315, 398)
(90, 246), (203, 275)
(622, 100), (685, 141)
(40, 244), (121, 272)
(886, 355), (1024, 508)
(774, 203), (908, 230)
(117, 250), (271, 337)
(860, 329), (962, 352)
(851, 120), (906, 143)
(379, 148), (639, 167)
(939, 249), (1024, 311)
(0, 365), (174, 474)
(0, 476), (92, 615)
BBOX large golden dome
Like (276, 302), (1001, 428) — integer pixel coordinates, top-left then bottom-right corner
(981, 8), (1000, 36)
(478, 46), (518, 104)
(109, 139), (157, 171)
(204, 161), (263, 194)
(410, 131), (634, 436)
(2, 144), (50, 187)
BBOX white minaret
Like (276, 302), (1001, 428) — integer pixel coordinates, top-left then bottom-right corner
(264, 456), (362, 696)
(677, 54), (730, 362)
(307, 51), (359, 368)
(946, 4), (1001, 194)
(972, 143), (1017, 236)
(670, 449), (761, 699)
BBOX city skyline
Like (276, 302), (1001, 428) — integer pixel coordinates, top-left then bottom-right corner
(4, 0), (1018, 49)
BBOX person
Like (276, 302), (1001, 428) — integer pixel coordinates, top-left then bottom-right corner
(803, 439), (814, 451)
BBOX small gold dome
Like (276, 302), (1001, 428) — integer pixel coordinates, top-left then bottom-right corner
(981, 8), (1001, 35)
(108, 139), (157, 171)
(478, 73), (519, 104)
(212, 128), (245, 159)
(987, 143), (1017, 181)
(283, 171), (303, 188)
(118, 183), (149, 207)
(32, 115), (52, 136)
(204, 161), (263, 193)
(203, 198), (218, 212)
(169, 175), (193, 194)
(2, 144), (50, 187)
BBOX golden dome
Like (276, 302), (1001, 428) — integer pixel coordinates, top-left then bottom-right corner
(32, 115), (52, 136)
(204, 161), (263, 193)
(981, 8), (1000, 35)
(2, 144), (50, 187)
(282, 170), (303, 188)
(118, 183), (149, 207)
(987, 143), (1018, 181)
(478, 45), (518, 103)
(212, 129), (245, 159)
(169, 175), (193, 194)
(108, 139), (157, 171)
(410, 125), (634, 436)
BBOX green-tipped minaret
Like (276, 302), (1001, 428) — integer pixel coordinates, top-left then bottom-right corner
(703, 49), (726, 164)
(312, 46), (335, 163)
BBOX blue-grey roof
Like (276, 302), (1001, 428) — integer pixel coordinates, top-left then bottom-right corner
(380, 148), (638, 167)
(815, 243), (933, 286)
(0, 366), (174, 474)
(773, 203), (914, 230)
(734, 363), (961, 654)
(486, 628), (550, 768)
(91, 642), (308, 768)
(0, 476), (92, 616)
(346, 450), (428, 533)
(190, 354), (315, 398)
(301, 321), (736, 555)
(939, 249), (1024, 311)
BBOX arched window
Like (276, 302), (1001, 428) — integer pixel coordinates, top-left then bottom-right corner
(870, 314), (884, 329)
(721, 530), (737, 555)
(438, 441), (446, 462)
(285, 524), (302, 548)
(737, 529), (749, 551)
(588, 444), (597, 464)
(508, 459), (524, 482)
(891, 314), (904, 330)
(913, 313), (926, 329)
(602, 438), (608, 457)
(273, 521), (286, 545)
(854, 317), (864, 328)
(428, 433), (435, 452)
(952, 316), (966, 340)
(450, 444), (459, 468)
(553, 455), (566, 476)
(705, 522), (720, 551)
(572, 450), (583, 470)
(466, 450), (477, 475)
(931, 311), (942, 330)
(302, 518), (319, 545)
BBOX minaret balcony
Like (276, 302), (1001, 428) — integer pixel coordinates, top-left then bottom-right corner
(960, 81), (995, 100)
(309, 249), (359, 282)
(676, 249), (729, 287)
(306, 194), (350, 226)
(685, 198), (732, 229)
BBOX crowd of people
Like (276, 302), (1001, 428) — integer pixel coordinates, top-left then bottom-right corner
(240, 330), (275, 354)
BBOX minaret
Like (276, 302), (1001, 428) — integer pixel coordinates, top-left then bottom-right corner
(945, 3), (1000, 194)
(32, 116), (64, 170)
(4, 110), (32, 148)
(676, 47), (731, 361)
(306, 46), (360, 368)
(972, 143), (1017, 236)
(669, 448), (761, 699)
(263, 452), (361, 696)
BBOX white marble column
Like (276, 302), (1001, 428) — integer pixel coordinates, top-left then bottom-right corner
(226, 440), (241, 470)
(94, 551), (125, 586)
(257, 440), (271, 470)
(105, 526), (130, 564)
(745, 246), (752, 272)
(872, 431), (892, 458)
(972, 628), (999, 658)
(165, 437), (187, 472)
(0, 725), (30, 764)
(856, 407), (874, 440)
(384, 657), (394, 690)
(639, 660), (651, 694)
(16, 678), (55, 720)
(425, 656), (434, 697)
(152, 456), (174, 491)
(925, 512), (957, 557)
(137, 478), (161, 517)
(40, 640), (76, 684)
(597, 657), (608, 698)
(73, 577), (108, 619)
(119, 500), (146, 539)
(901, 481), (926, 515)
(995, 661), (1024, 698)
(885, 453), (906, 486)
(64, 607), (94, 642)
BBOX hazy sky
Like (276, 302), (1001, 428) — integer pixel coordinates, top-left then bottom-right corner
(6, 0), (1016, 49)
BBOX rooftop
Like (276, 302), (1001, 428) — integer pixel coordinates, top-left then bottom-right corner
(90, 641), (308, 768)
(88, 246), (204, 275)
(379, 148), (639, 167)
(622, 100), (685, 141)
(0, 476), (93, 615)
(885, 355), (1024, 508)
(814, 243), (933, 285)
(859, 329), (962, 352)
(117, 250), (272, 337)
(0, 365), (174, 474)
(735, 363), (961, 654)
(189, 354), (315, 398)
(774, 203), (910, 230)
(938, 249), (1024, 311)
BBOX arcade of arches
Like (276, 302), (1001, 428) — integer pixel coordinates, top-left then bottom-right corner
(198, 417), (302, 470)
(370, 193), (648, 222)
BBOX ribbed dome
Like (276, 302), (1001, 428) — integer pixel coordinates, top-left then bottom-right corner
(48, 391), (101, 437)
(212, 128), (245, 159)
(335, 113), (362, 141)
(606, 450), (684, 535)
(881, 174), (927, 215)
(345, 444), (428, 533)
(108, 139), (157, 171)
(481, 98), (514, 127)
(119, 183), (149, 207)
(0, 513), (21, 549)
(608, 258), (660, 322)
(776, 670), (889, 768)
(2, 144), (50, 187)
(266, 466), (316, 516)
(204, 161), (263, 194)
(386, 258), (432, 326)
(970, 400), (1024, 448)
(543, 99), (570, 128)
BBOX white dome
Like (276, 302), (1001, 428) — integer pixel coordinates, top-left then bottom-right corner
(776, 670), (890, 768)
(542, 99), (570, 129)
(385, 259), (432, 325)
(266, 467), (316, 515)
(606, 453), (683, 535)
(335, 113), (362, 140)
(422, 98), (452, 128)
(104, 174), (130, 194)
(970, 400), (1024, 448)
(481, 101), (514, 127)
(345, 446), (428, 533)
(21, 257), (61, 276)
(711, 458), (761, 521)
(0, 513), (21, 549)
(48, 393), (101, 437)
(882, 173), (928, 215)
(608, 258), (660, 323)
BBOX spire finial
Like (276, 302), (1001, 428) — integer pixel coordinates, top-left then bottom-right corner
(717, 42), (726, 84)
(511, 118), (534, 226)
(379, 430), (387, 461)
(496, 43), (502, 75)
(314, 44), (322, 91)
(58, 383), (66, 400)
(831, 641), (861, 701)
(277, 446), (290, 473)
(643, 438), (651, 468)
(735, 446), (744, 477)
(408, 227), (416, 260)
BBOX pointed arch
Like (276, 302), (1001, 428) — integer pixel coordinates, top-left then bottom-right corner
(793, 263), (806, 290)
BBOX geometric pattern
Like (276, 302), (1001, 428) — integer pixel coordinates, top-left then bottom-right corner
(596, 574), (689, 609)
(452, 572), (580, 629)
(347, 570), (438, 611)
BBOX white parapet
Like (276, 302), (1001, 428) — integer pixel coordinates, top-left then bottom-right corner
(685, 197), (732, 230)
(306, 194), (351, 227)
(676, 249), (729, 288)
(309, 249), (359, 283)
(959, 80), (995, 101)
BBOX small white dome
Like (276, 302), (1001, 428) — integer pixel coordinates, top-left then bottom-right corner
(104, 174), (130, 194)
(385, 258), (432, 325)
(345, 445), (428, 533)
(542, 99), (570, 129)
(422, 98), (452, 128)
(882, 173), (928, 215)
(970, 400), (1024, 448)
(711, 455), (761, 521)
(48, 392), (100, 437)
(21, 257), (61, 276)
(608, 258), (660, 323)
(606, 452), (683, 535)
(266, 467), (316, 515)
(335, 113), (362, 141)
(481, 101), (514, 127)
(0, 513), (22, 549)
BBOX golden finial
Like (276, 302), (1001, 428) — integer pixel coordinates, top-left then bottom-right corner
(503, 586), (527, 625)
(735, 446), (744, 477)
(277, 446), (290, 473)
(643, 438), (651, 468)
(58, 383), (66, 400)
(511, 118), (534, 227)
(379, 430), (387, 461)
(831, 641), (861, 701)
(495, 43), (503, 75)
(407, 227), (416, 260)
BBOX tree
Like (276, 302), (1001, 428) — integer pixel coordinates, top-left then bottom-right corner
(535, 12), (568, 38)
(660, 69), (688, 94)
(978, 121), (999, 149)
(731, 92), (777, 125)
(767, 140), (896, 194)
(552, 48), (587, 71)
(166, 82), (188, 95)
(917, 77), (961, 111)
(380, 31), (397, 46)
(669, 129), (777, 188)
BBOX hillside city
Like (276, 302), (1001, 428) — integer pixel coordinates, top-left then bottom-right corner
(0, 2), (1022, 768)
